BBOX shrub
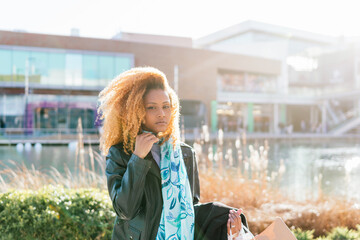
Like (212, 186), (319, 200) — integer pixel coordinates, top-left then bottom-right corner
(0, 185), (115, 240)
(325, 226), (360, 240)
(1, 185), (360, 240)
(293, 228), (315, 240)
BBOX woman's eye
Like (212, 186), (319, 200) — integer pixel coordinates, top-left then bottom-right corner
(147, 105), (170, 110)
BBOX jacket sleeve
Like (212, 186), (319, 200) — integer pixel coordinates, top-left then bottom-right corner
(192, 148), (201, 205)
(105, 145), (152, 220)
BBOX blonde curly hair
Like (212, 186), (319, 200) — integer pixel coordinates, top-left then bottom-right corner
(97, 66), (180, 156)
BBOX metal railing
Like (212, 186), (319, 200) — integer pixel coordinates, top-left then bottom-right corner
(0, 127), (100, 140)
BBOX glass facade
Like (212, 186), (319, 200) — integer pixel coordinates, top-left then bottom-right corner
(212, 32), (254, 47)
(218, 71), (277, 93)
(0, 46), (134, 87)
(0, 94), (99, 131)
(288, 39), (323, 55)
(0, 49), (12, 81)
(212, 32), (285, 49)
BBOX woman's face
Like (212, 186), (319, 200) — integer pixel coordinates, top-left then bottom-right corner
(142, 88), (171, 134)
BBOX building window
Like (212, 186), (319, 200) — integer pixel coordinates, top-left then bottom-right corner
(0, 46), (134, 87)
(0, 49), (12, 82)
(48, 52), (66, 85)
(218, 71), (277, 93)
(82, 54), (99, 86)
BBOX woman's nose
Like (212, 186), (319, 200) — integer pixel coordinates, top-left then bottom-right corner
(158, 108), (165, 117)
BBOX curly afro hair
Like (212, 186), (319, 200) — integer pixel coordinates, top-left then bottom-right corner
(97, 66), (180, 156)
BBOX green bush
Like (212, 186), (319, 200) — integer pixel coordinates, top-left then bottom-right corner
(1, 186), (360, 240)
(293, 228), (315, 240)
(325, 226), (360, 240)
(292, 227), (360, 240)
(0, 185), (115, 240)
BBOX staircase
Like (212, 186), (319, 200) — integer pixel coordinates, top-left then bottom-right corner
(326, 101), (360, 135)
(329, 116), (360, 135)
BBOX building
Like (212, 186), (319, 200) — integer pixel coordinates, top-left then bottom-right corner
(195, 20), (360, 135)
(0, 29), (280, 140)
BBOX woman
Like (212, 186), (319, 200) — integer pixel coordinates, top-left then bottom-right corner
(98, 67), (247, 240)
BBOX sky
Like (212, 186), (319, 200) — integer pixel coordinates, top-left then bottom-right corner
(1, 0), (360, 40)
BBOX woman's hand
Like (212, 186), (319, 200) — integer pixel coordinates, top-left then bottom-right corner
(133, 132), (159, 159)
(227, 209), (243, 239)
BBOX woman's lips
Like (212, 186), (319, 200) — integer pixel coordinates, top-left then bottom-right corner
(156, 122), (167, 125)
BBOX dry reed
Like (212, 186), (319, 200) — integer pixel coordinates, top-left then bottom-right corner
(0, 118), (106, 192)
(0, 124), (359, 237)
(195, 127), (360, 237)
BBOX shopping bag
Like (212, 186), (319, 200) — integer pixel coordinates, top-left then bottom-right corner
(254, 217), (297, 240)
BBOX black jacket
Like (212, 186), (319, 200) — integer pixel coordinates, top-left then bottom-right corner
(106, 142), (200, 240)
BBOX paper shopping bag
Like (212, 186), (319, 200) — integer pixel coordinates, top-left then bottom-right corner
(255, 217), (297, 240)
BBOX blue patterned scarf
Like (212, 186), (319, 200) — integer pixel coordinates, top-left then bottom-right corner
(143, 131), (195, 240)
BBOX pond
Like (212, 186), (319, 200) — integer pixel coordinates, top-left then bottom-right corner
(1, 138), (359, 201)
